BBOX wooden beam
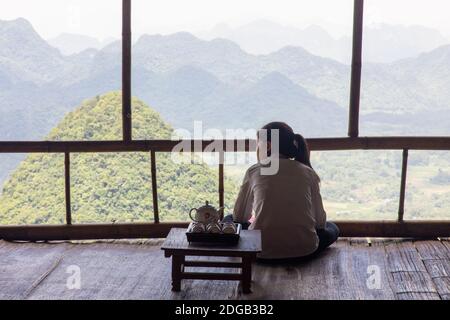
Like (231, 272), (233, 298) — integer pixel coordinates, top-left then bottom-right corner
(64, 152), (72, 225)
(0, 140), (252, 153)
(336, 220), (450, 238)
(0, 222), (190, 241)
(181, 272), (242, 281)
(1, 137), (450, 153)
(183, 261), (242, 268)
(218, 151), (224, 217)
(398, 149), (409, 221)
(0, 221), (448, 241)
(309, 137), (450, 151)
(348, 0), (364, 137)
(150, 150), (159, 223)
(122, 0), (132, 141)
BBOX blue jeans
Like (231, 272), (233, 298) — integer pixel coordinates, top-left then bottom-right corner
(222, 214), (339, 263)
(315, 221), (340, 252)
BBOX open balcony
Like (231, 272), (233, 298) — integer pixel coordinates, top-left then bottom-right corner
(0, 0), (449, 300)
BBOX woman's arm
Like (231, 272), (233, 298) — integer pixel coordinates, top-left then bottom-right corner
(311, 172), (327, 229)
(233, 170), (253, 223)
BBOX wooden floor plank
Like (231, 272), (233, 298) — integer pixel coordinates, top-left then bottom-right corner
(384, 241), (440, 300)
(396, 291), (441, 300)
(0, 240), (68, 299)
(415, 241), (450, 300)
(415, 241), (449, 260)
(345, 240), (396, 300)
(441, 240), (450, 259)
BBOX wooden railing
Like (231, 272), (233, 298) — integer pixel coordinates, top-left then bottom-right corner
(0, 0), (449, 240)
(0, 137), (449, 241)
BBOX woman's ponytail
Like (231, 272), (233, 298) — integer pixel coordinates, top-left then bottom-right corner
(261, 122), (313, 169)
(294, 133), (312, 169)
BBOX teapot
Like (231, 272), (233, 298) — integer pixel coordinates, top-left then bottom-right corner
(189, 201), (224, 224)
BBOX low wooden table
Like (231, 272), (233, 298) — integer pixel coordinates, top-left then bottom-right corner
(161, 228), (262, 294)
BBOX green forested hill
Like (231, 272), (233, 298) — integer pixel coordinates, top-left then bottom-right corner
(0, 92), (238, 224)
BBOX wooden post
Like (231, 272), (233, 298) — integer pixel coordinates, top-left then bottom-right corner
(64, 152), (72, 225)
(219, 151), (224, 218)
(348, 0), (364, 137)
(150, 150), (159, 223)
(241, 256), (253, 294)
(398, 149), (409, 222)
(122, 0), (132, 141)
(171, 255), (183, 291)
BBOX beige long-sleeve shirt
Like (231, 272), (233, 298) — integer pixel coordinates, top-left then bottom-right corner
(233, 158), (327, 259)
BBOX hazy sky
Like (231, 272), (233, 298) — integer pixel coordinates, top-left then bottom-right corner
(1, 0), (450, 40)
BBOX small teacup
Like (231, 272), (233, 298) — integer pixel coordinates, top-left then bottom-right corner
(206, 222), (221, 234)
(191, 222), (206, 233)
(222, 222), (237, 234)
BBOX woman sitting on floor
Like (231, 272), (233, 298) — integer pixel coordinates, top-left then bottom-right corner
(223, 122), (339, 262)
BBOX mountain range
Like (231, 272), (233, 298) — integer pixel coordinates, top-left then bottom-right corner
(48, 20), (450, 64)
(1, 17), (450, 186)
(200, 20), (450, 64)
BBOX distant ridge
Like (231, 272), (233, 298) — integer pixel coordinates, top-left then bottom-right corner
(200, 19), (450, 63)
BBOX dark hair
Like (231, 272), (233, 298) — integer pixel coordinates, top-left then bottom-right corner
(259, 122), (313, 169)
